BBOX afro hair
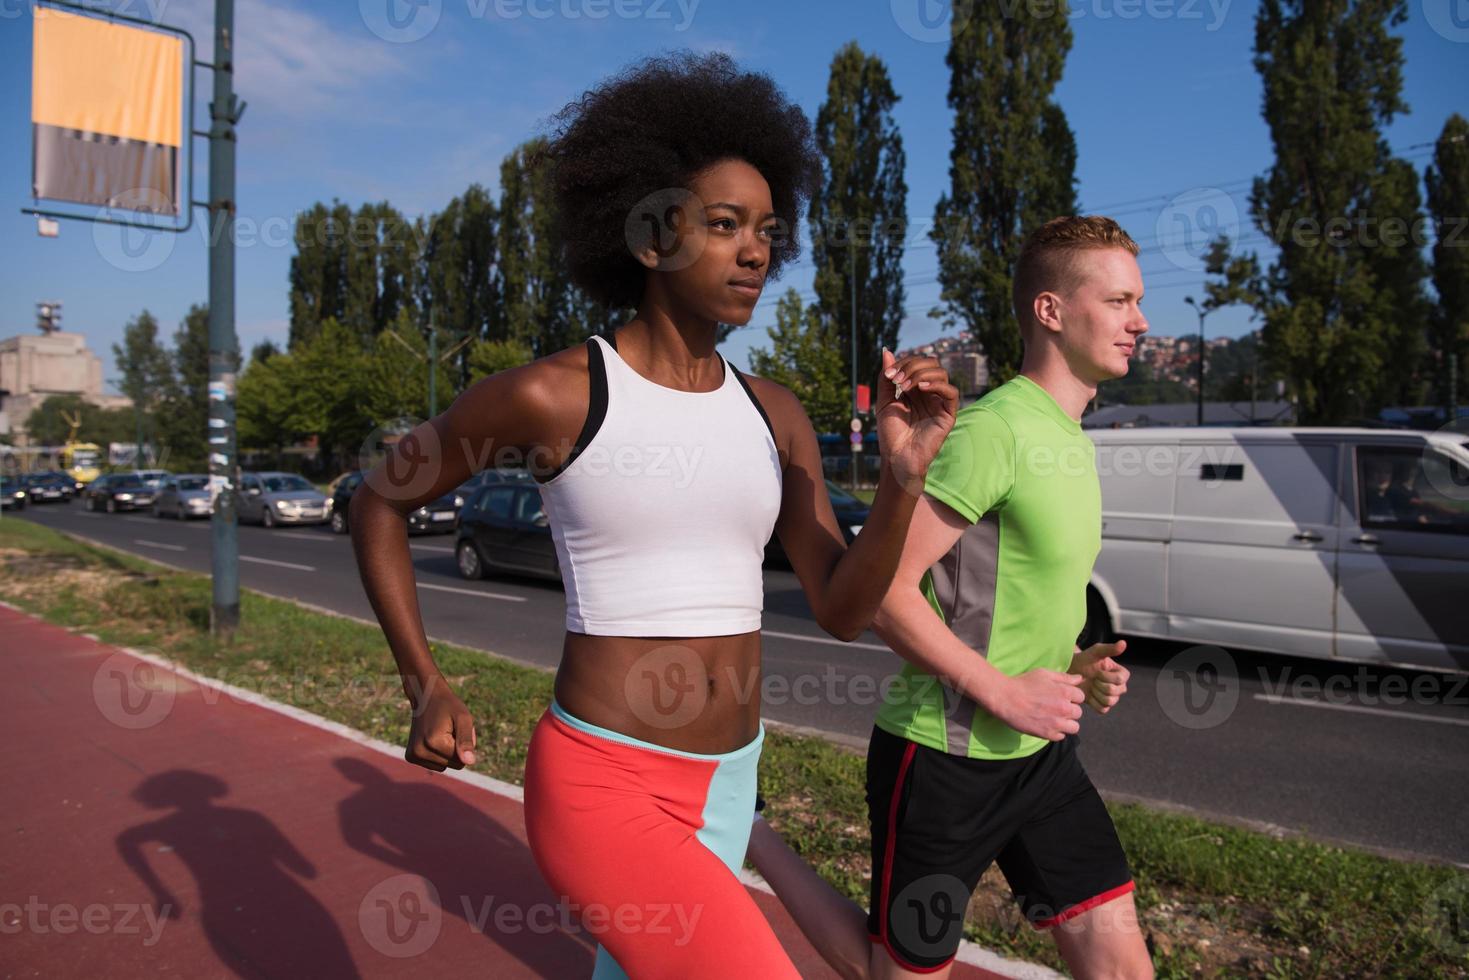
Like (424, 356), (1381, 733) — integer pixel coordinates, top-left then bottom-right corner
(541, 51), (821, 310)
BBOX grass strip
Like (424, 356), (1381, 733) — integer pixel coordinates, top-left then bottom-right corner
(2, 518), (1464, 978)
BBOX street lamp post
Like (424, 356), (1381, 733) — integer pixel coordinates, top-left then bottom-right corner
(1184, 296), (1209, 426)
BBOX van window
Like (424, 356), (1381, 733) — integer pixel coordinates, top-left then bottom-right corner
(1358, 447), (1469, 534)
(1175, 443), (1337, 525)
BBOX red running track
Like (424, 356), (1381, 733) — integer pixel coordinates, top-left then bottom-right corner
(0, 602), (1016, 979)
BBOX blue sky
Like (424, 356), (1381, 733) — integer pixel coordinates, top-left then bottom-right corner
(2, 0), (1465, 394)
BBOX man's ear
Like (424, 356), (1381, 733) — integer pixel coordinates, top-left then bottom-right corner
(1032, 291), (1064, 336)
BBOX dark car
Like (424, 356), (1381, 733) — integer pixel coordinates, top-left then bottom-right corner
(763, 480), (870, 566)
(82, 473), (156, 513)
(1, 474), (27, 511)
(455, 481), (560, 582)
(329, 471), (470, 535)
(24, 471), (74, 504)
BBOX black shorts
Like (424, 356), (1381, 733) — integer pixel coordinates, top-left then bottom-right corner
(865, 724), (1134, 972)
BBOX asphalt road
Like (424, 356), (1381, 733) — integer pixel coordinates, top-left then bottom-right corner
(14, 501), (1469, 867)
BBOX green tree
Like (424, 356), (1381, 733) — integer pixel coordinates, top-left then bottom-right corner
(236, 351), (298, 463)
(24, 394), (135, 447)
(111, 309), (175, 449)
(498, 139), (627, 357)
(288, 318), (370, 466)
(361, 311), (433, 427)
(417, 185), (500, 386)
(1425, 112), (1469, 416)
(344, 201), (420, 346)
(1249, 0), (1430, 423)
(748, 289), (849, 433)
(156, 304), (239, 471)
(931, 3), (1078, 385)
(808, 41), (908, 398)
(467, 338), (535, 383)
(288, 201), (353, 349)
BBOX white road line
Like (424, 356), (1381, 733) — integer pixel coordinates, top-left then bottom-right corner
(417, 582), (526, 602)
(240, 555), (316, 572)
(409, 544), (454, 553)
(133, 538), (186, 552)
(762, 628), (889, 652)
(1253, 693), (1469, 727)
(277, 531), (335, 542)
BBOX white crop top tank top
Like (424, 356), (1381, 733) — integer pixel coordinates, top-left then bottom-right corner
(534, 333), (784, 637)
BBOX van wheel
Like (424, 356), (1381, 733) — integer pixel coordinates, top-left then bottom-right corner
(457, 540), (484, 580)
(330, 510), (348, 535)
(1077, 588), (1115, 650)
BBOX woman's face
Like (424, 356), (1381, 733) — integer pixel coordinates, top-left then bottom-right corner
(641, 158), (781, 326)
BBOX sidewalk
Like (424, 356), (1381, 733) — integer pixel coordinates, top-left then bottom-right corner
(0, 601), (1043, 978)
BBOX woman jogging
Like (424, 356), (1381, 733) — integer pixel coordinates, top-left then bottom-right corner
(348, 52), (958, 979)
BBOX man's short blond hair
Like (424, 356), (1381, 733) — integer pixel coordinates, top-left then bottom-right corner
(1012, 216), (1139, 339)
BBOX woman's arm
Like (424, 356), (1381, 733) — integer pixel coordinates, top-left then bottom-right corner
(769, 351), (957, 642)
(349, 361), (554, 769)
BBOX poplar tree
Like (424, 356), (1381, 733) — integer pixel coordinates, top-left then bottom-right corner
(1249, 0), (1429, 422)
(1425, 112), (1469, 416)
(931, 4), (1078, 385)
(808, 41), (908, 400)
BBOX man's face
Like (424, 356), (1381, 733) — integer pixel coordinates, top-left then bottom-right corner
(1053, 248), (1149, 384)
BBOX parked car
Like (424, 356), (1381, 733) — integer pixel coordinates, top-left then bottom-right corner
(82, 473), (156, 512)
(1, 474), (27, 510)
(152, 474), (214, 519)
(238, 472), (329, 527)
(1084, 427), (1469, 672)
(23, 471), (74, 504)
(456, 480), (559, 581)
(331, 470), (486, 535)
(328, 472), (364, 534)
(763, 480), (870, 566)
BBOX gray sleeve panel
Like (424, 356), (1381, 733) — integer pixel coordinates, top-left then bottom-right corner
(927, 511), (1001, 755)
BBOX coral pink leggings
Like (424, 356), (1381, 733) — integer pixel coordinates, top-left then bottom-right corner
(523, 701), (799, 979)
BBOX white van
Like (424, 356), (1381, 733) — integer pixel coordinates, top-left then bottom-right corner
(1083, 427), (1469, 673)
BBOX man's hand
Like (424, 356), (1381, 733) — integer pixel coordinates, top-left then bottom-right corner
(1069, 640), (1130, 714)
(985, 669), (1086, 741)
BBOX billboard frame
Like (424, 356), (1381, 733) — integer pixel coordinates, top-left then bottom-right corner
(21, 0), (205, 235)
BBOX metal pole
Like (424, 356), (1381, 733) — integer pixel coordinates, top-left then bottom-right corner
(849, 236), (857, 489)
(207, 0), (241, 638)
(1196, 309), (1206, 426)
(428, 308), (437, 419)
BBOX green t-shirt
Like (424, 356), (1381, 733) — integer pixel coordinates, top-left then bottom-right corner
(873, 374), (1102, 760)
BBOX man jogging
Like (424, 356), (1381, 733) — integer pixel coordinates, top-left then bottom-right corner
(749, 215), (1153, 979)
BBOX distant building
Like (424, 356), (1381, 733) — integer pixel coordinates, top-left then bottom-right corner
(938, 350), (988, 396)
(0, 328), (131, 445)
